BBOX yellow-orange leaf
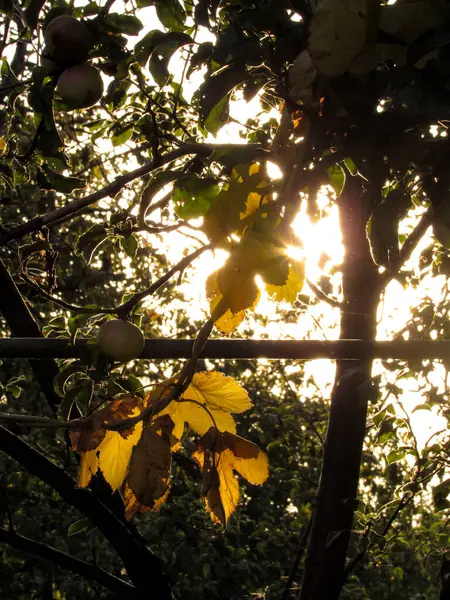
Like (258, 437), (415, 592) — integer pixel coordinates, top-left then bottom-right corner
(217, 264), (259, 314)
(222, 431), (260, 459)
(206, 270), (246, 334)
(75, 399), (143, 491)
(193, 430), (269, 525)
(123, 483), (151, 520)
(71, 396), (140, 453)
(124, 483), (169, 520)
(265, 260), (305, 303)
(127, 416), (173, 509)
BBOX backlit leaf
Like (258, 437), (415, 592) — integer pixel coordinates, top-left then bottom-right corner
(74, 397), (143, 491)
(205, 270), (246, 334)
(173, 174), (219, 219)
(309, 0), (368, 77)
(204, 94), (229, 136)
(185, 371), (252, 414)
(156, 371), (251, 439)
(193, 433), (269, 525)
(127, 415), (173, 508)
(162, 399), (237, 439)
(217, 264), (259, 313)
(265, 260), (305, 303)
(328, 163), (346, 197)
(155, 0), (186, 31)
(203, 163), (270, 243)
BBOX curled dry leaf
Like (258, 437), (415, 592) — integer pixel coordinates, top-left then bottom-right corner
(127, 415), (174, 511)
(70, 395), (140, 452)
(194, 428), (269, 525)
(124, 483), (169, 520)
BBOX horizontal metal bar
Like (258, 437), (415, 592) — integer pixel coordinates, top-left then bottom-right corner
(0, 338), (448, 360)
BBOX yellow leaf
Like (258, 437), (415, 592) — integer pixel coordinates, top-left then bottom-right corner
(127, 416), (173, 508)
(76, 403), (143, 491)
(217, 264), (259, 313)
(71, 396), (140, 453)
(123, 484), (150, 520)
(206, 270), (246, 334)
(185, 371), (252, 414)
(163, 400), (237, 439)
(193, 432), (269, 525)
(265, 260), (305, 303)
(222, 431), (260, 459)
(232, 448), (269, 485)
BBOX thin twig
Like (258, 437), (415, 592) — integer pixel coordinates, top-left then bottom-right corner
(0, 143), (267, 246)
(281, 518), (312, 600)
(115, 243), (212, 317)
(306, 278), (344, 309)
(382, 209), (432, 286)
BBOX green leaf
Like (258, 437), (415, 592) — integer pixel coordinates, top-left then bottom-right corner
(149, 42), (179, 86)
(24, 0), (46, 30)
(433, 478), (450, 511)
(205, 94), (229, 136)
(139, 170), (180, 225)
(134, 29), (166, 65)
(197, 64), (247, 130)
(37, 166), (86, 193)
(68, 518), (92, 536)
(54, 364), (85, 398)
(412, 403), (432, 413)
(74, 224), (108, 264)
(344, 157), (358, 175)
(104, 14), (144, 35)
(366, 190), (406, 268)
(376, 431), (394, 445)
(0, 0), (14, 17)
(117, 375), (145, 396)
(68, 313), (92, 336)
(328, 164), (346, 197)
(111, 126), (134, 147)
(120, 234), (139, 258)
(309, 0), (369, 77)
(386, 448), (406, 465)
(6, 384), (21, 398)
(155, 0), (186, 31)
(173, 174), (219, 219)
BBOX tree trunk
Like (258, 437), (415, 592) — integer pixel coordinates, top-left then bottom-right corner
(300, 177), (382, 600)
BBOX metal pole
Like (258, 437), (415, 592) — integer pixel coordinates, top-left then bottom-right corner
(0, 338), (448, 360)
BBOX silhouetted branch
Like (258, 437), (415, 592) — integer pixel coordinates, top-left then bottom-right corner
(0, 425), (172, 598)
(0, 260), (60, 411)
(0, 143), (267, 246)
(0, 527), (135, 597)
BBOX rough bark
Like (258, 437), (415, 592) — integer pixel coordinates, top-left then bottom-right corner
(300, 177), (383, 599)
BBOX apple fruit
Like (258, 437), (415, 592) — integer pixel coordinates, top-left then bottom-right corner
(96, 320), (145, 361)
(56, 64), (103, 110)
(44, 15), (94, 66)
